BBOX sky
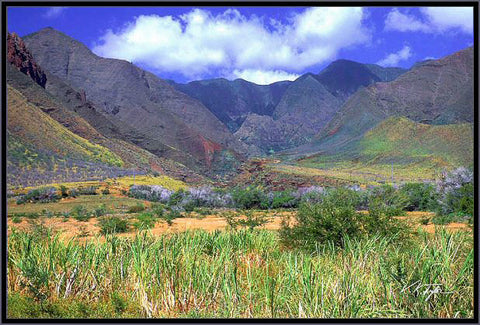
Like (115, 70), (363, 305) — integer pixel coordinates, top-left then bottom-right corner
(7, 6), (474, 85)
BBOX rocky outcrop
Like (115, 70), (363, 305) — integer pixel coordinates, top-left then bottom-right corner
(7, 32), (47, 88)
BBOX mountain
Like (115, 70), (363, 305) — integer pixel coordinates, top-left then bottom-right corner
(6, 32), (206, 186)
(22, 27), (248, 176)
(171, 78), (291, 132)
(234, 60), (406, 153)
(285, 47), (474, 162)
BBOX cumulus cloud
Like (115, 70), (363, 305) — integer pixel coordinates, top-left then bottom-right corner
(231, 69), (300, 85)
(377, 45), (412, 67)
(385, 7), (473, 34)
(43, 7), (67, 19)
(93, 7), (370, 83)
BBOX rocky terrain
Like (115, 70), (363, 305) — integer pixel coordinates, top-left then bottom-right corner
(6, 27), (474, 186)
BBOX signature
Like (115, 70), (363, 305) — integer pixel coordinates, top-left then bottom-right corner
(401, 281), (453, 301)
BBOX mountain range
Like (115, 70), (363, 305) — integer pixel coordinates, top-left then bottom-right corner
(6, 27), (474, 187)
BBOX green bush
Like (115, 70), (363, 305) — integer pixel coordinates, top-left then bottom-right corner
(231, 186), (269, 209)
(98, 216), (129, 235)
(271, 191), (298, 209)
(127, 203), (145, 214)
(133, 212), (157, 230)
(93, 204), (108, 217)
(71, 205), (91, 222)
(363, 199), (409, 240)
(16, 187), (59, 204)
(168, 189), (186, 206)
(281, 187), (410, 250)
(224, 210), (270, 231)
(280, 189), (362, 249)
(368, 185), (408, 216)
(399, 183), (438, 211)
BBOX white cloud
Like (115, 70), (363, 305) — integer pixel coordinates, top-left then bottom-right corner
(93, 8), (370, 82)
(384, 9), (430, 32)
(231, 69), (300, 85)
(421, 7), (473, 33)
(377, 45), (412, 67)
(385, 7), (473, 34)
(43, 7), (67, 19)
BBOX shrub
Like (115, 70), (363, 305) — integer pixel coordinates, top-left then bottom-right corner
(16, 187), (59, 204)
(128, 185), (173, 203)
(77, 186), (98, 195)
(296, 186), (325, 204)
(399, 183), (438, 211)
(363, 199), (409, 240)
(187, 187), (233, 208)
(280, 187), (410, 250)
(71, 205), (91, 222)
(93, 204), (108, 217)
(102, 188), (110, 195)
(436, 167), (473, 217)
(224, 210), (270, 231)
(127, 203), (145, 213)
(98, 216), (129, 235)
(271, 190), (299, 209)
(231, 186), (269, 209)
(68, 188), (79, 198)
(133, 212), (157, 230)
(160, 208), (182, 226)
(367, 185), (408, 216)
(59, 185), (69, 198)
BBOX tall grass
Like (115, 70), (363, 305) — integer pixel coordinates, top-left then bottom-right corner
(7, 228), (473, 319)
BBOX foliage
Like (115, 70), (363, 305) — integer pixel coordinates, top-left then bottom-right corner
(367, 185), (408, 216)
(7, 228), (473, 318)
(436, 167), (474, 218)
(223, 210), (270, 231)
(132, 212), (157, 230)
(127, 203), (145, 214)
(271, 190), (299, 209)
(16, 187), (59, 204)
(77, 186), (98, 196)
(231, 186), (269, 209)
(399, 183), (438, 211)
(129, 185), (173, 203)
(98, 217), (129, 235)
(71, 205), (91, 222)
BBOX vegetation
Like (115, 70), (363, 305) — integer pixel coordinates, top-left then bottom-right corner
(7, 227), (473, 319)
(98, 217), (129, 235)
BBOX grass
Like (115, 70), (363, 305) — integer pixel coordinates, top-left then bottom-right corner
(6, 227), (473, 319)
(108, 175), (187, 191)
(7, 86), (123, 167)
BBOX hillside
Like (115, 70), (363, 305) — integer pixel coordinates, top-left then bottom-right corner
(285, 47), (474, 158)
(171, 78), (291, 132)
(234, 61), (406, 153)
(22, 27), (248, 175)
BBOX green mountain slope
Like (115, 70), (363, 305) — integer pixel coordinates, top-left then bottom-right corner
(294, 116), (473, 182)
(286, 47), (474, 158)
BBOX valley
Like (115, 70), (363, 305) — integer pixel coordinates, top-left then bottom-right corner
(5, 12), (475, 320)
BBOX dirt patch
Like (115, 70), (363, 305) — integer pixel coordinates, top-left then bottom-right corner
(7, 211), (470, 242)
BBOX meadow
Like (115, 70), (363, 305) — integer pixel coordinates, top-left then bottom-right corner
(6, 167), (475, 319)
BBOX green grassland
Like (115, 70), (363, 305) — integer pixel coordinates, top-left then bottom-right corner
(7, 85), (123, 167)
(290, 117), (473, 185)
(7, 227), (473, 318)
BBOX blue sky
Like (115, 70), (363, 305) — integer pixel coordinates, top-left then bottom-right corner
(7, 6), (474, 84)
